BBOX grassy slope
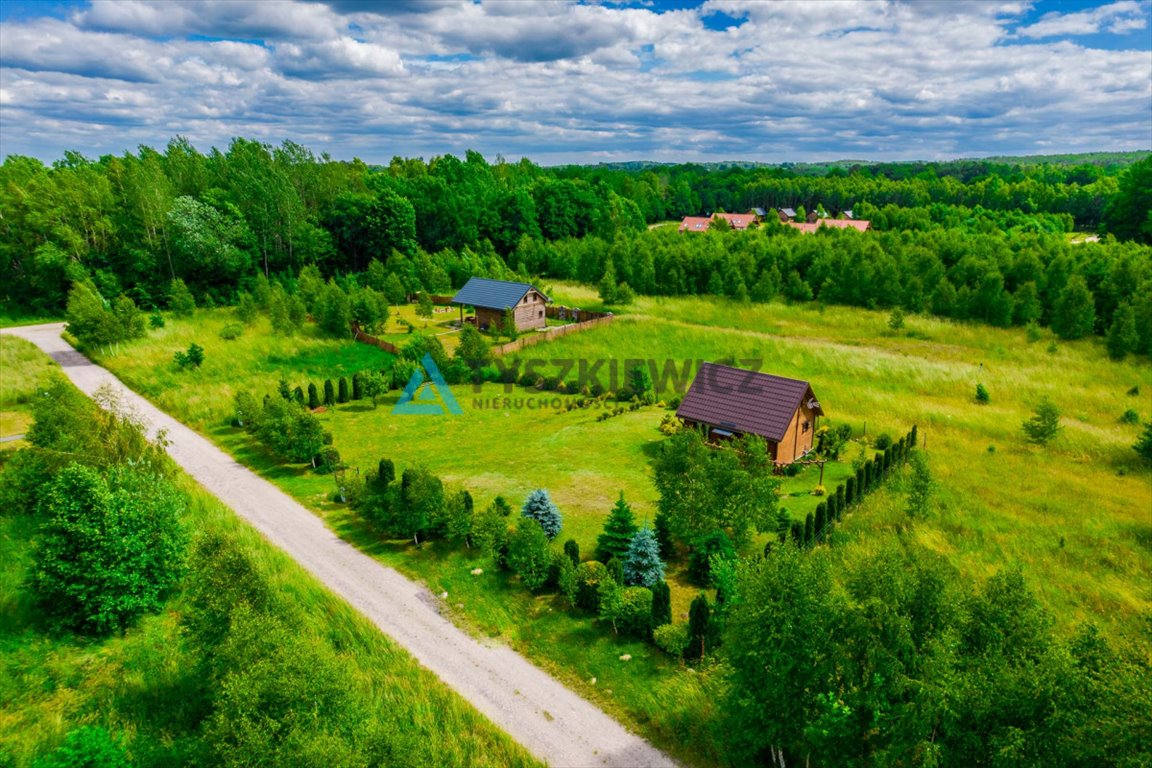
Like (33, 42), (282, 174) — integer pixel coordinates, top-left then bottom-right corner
(88, 290), (1152, 765)
(0, 340), (539, 768)
(0, 335), (59, 446)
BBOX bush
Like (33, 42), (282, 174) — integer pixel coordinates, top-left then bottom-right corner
(685, 593), (714, 660)
(874, 433), (892, 450)
(313, 446), (342, 474)
(507, 516), (554, 591)
(323, 378), (336, 406)
(812, 484), (826, 496)
(615, 586), (654, 639)
(688, 530), (735, 585)
(32, 464), (188, 635)
(1120, 409), (1140, 424)
(574, 560), (611, 612)
(563, 538), (580, 566)
(33, 726), (130, 768)
(173, 342), (204, 369)
(338, 377), (350, 403)
(352, 371), (364, 400)
(975, 383), (990, 404)
(653, 622), (689, 658)
(149, 312), (165, 329)
(168, 277), (196, 316)
(651, 579), (672, 628)
(307, 382), (320, 410)
(219, 322), (244, 340)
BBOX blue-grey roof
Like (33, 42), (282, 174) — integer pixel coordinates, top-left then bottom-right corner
(451, 277), (549, 310)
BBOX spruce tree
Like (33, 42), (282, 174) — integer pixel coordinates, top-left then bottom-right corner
(815, 503), (827, 542)
(338, 377), (349, 403)
(596, 491), (639, 562)
(845, 476), (856, 506)
(168, 278), (196, 317)
(563, 539), (580, 566)
(835, 485), (846, 518)
(651, 580), (672, 628)
(352, 372), (364, 400)
(307, 383), (319, 410)
(521, 488), (562, 540)
(789, 520), (804, 547)
(323, 379), (335, 406)
(803, 513), (814, 548)
(623, 526), (665, 587)
(1106, 302), (1139, 360)
(910, 424), (918, 447)
(292, 386), (305, 405)
(1134, 421), (1152, 464)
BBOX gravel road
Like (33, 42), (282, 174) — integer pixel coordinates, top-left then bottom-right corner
(3, 323), (678, 768)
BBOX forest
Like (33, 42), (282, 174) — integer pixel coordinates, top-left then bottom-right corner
(2, 139), (1150, 358)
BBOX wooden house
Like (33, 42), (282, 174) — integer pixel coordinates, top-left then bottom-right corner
(676, 362), (824, 464)
(451, 277), (550, 332)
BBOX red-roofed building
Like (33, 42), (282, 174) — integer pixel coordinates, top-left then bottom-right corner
(678, 216), (713, 233)
(679, 211), (761, 233)
(712, 212), (757, 230)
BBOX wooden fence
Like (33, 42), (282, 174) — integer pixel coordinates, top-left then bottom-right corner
(491, 313), (614, 355)
(351, 323), (400, 355)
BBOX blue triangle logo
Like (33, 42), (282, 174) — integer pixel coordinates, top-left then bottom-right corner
(392, 354), (463, 416)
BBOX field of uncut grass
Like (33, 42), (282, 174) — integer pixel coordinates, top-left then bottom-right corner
(0, 340), (539, 767)
(82, 289), (1151, 766)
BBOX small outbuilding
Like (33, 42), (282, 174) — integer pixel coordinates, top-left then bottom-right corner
(451, 277), (550, 332)
(676, 362), (824, 464)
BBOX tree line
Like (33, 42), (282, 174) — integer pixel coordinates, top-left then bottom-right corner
(4, 140), (1149, 329)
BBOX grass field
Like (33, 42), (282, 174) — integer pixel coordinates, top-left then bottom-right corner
(80, 288), (1152, 765)
(0, 335), (59, 448)
(0, 340), (539, 767)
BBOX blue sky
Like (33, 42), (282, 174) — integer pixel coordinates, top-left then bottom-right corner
(1, 0), (1149, 165)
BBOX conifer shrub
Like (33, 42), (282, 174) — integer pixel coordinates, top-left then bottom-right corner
(323, 379), (335, 406)
(338, 377), (349, 403)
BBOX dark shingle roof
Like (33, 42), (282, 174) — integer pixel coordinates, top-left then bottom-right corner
(676, 362), (823, 442)
(451, 278), (548, 310)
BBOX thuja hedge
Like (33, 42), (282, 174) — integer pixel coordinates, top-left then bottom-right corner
(801, 425), (918, 547)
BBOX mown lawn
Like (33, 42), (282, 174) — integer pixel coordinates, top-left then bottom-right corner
(85, 287), (1152, 766)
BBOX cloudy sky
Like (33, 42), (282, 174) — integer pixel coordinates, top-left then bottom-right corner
(1, 0), (1149, 165)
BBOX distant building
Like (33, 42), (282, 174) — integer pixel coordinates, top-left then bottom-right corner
(679, 212), (758, 232)
(778, 207), (797, 221)
(750, 207), (767, 217)
(451, 277), (550, 332)
(676, 362), (824, 465)
(785, 219), (871, 234)
(678, 216), (712, 233)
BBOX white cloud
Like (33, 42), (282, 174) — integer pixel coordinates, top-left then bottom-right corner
(0, 0), (1148, 164)
(1017, 0), (1149, 38)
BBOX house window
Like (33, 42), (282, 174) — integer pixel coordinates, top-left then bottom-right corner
(802, 421), (809, 433)
(539, 310), (544, 317)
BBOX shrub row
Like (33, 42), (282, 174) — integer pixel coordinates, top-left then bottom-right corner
(787, 425), (919, 549)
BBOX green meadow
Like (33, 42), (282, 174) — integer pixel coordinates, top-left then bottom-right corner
(78, 286), (1152, 765)
(0, 338), (539, 768)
